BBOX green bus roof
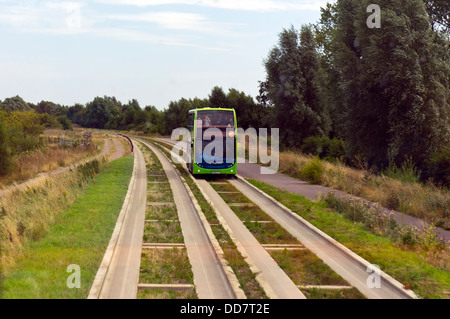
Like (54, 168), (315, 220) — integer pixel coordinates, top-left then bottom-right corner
(189, 108), (235, 112)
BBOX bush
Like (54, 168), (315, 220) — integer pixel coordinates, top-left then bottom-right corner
(301, 156), (324, 184)
(301, 136), (346, 162)
(383, 157), (421, 184)
(57, 115), (73, 131)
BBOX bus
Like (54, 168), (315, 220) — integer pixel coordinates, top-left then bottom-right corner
(187, 108), (237, 175)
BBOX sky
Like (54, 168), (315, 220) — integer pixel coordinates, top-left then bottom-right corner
(0, 0), (328, 110)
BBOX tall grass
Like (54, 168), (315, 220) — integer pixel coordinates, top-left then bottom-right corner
(0, 159), (105, 269)
(0, 136), (101, 188)
(278, 150), (450, 230)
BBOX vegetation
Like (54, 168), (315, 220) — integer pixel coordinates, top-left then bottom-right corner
(0, 156), (134, 298)
(279, 150), (449, 230)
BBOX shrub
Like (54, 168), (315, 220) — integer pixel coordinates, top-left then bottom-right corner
(383, 157), (421, 184)
(301, 156), (324, 184)
(57, 115), (73, 131)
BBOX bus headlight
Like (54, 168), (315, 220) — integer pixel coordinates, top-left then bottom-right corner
(228, 130), (235, 138)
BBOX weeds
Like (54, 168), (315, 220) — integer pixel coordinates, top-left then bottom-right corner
(278, 150), (450, 230)
(322, 192), (447, 249)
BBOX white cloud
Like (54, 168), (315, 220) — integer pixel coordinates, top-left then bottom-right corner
(0, 1), (90, 34)
(104, 11), (244, 37)
(95, 0), (326, 11)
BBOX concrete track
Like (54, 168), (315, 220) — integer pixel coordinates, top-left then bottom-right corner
(136, 138), (237, 299)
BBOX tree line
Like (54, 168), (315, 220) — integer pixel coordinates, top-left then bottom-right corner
(258, 0), (449, 185)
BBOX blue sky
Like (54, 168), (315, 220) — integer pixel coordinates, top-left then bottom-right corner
(0, 0), (328, 110)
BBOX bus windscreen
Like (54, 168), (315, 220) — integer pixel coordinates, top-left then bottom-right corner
(197, 110), (235, 127)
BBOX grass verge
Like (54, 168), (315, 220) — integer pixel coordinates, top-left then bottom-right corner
(0, 156), (134, 298)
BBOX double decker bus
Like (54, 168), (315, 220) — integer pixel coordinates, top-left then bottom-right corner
(187, 108), (237, 175)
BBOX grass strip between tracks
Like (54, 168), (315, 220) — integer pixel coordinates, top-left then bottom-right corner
(0, 156), (134, 299)
(247, 179), (450, 299)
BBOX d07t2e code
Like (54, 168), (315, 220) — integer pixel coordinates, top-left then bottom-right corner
(224, 303), (269, 314)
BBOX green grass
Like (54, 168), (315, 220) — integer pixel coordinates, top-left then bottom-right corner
(247, 178), (450, 299)
(0, 156), (134, 299)
(139, 248), (194, 285)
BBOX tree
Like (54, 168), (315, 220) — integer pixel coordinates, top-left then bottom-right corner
(34, 101), (65, 116)
(84, 96), (120, 129)
(163, 98), (193, 135)
(0, 95), (31, 112)
(209, 86), (227, 108)
(319, 0), (450, 169)
(423, 0), (450, 32)
(262, 25), (325, 148)
(57, 115), (73, 130)
(227, 88), (261, 129)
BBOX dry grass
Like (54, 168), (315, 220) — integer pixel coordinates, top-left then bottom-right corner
(278, 150), (450, 230)
(0, 167), (94, 269)
(0, 130), (102, 188)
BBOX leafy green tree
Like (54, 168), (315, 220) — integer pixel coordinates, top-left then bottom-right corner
(57, 115), (73, 130)
(227, 88), (262, 129)
(318, 0), (450, 169)
(163, 98), (193, 135)
(209, 86), (227, 108)
(144, 105), (165, 134)
(67, 103), (85, 124)
(0, 95), (31, 112)
(262, 25), (325, 148)
(34, 101), (65, 116)
(85, 96), (120, 129)
(423, 0), (450, 32)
